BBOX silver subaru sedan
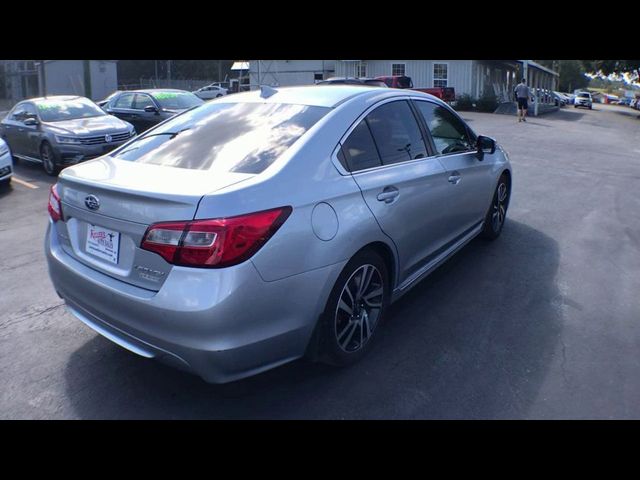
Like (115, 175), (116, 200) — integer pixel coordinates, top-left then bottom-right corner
(45, 85), (512, 383)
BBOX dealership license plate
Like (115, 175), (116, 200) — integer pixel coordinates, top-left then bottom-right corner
(85, 224), (120, 264)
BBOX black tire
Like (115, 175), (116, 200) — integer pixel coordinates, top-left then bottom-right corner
(481, 173), (510, 240)
(40, 141), (59, 176)
(316, 249), (390, 367)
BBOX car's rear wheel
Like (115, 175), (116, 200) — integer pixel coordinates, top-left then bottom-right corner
(481, 173), (510, 240)
(317, 250), (389, 367)
(41, 142), (59, 176)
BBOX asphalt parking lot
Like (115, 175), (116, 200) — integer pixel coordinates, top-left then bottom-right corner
(1, 103), (639, 419)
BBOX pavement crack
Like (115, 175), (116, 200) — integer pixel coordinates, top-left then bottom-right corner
(0, 303), (65, 331)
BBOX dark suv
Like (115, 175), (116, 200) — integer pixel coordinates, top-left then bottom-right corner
(101, 89), (204, 133)
(0, 96), (135, 175)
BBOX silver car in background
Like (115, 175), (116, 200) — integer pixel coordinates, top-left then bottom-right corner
(45, 85), (512, 383)
(0, 137), (12, 186)
(0, 96), (136, 176)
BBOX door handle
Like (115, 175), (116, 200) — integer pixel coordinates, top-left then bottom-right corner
(448, 173), (462, 185)
(377, 187), (400, 203)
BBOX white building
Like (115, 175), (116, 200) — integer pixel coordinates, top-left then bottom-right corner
(38, 60), (118, 101)
(0, 60), (118, 102)
(247, 60), (335, 88)
(321, 60), (557, 102)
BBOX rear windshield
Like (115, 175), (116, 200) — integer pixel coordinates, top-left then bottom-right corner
(36, 98), (106, 122)
(111, 102), (330, 174)
(151, 91), (204, 110)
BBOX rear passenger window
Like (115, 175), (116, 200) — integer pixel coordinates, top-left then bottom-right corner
(414, 101), (473, 155)
(113, 93), (135, 109)
(365, 101), (428, 165)
(341, 119), (382, 171)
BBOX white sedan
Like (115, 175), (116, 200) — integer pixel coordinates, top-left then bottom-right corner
(193, 85), (228, 100)
(0, 137), (13, 186)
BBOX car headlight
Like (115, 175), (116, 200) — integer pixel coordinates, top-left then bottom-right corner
(129, 126), (136, 137)
(0, 144), (9, 156)
(55, 135), (82, 145)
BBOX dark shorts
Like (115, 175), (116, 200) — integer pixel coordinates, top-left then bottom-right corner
(517, 97), (528, 110)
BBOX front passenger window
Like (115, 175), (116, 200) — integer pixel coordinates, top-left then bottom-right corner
(414, 101), (473, 155)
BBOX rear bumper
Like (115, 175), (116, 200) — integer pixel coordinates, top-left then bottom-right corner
(45, 222), (345, 383)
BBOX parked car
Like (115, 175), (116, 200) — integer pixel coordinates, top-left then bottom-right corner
(0, 137), (12, 186)
(96, 91), (122, 108)
(551, 91), (567, 107)
(102, 89), (204, 133)
(375, 75), (456, 102)
(193, 84), (228, 100)
(574, 91), (593, 109)
(45, 85), (512, 383)
(316, 77), (388, 87)
(617, 97), (632, 106)
(0, 96), (136, 176)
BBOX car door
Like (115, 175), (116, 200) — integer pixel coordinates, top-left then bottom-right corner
(412, 99), (494, 244)
(105, 92), (137, 128)
(2, 104), (27, 156)
(20, 102), (44, 158)
(133, 93), (160, 132)
(342, 99), (453, 286)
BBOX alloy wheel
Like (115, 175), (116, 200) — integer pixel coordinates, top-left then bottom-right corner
(41, 144), (56, 175)
(334, 264), (384, 353)
(492, 182), (508, 232)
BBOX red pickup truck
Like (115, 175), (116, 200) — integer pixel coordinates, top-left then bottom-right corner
(375, 75), (456, 103)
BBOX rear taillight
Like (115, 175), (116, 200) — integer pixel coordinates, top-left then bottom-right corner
(141, 206), (292, 268)
(48, 184), (62, 222)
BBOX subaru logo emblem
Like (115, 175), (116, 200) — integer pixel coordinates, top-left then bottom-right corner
(85, 195), (100, 211)
(105, 134), (112, 143)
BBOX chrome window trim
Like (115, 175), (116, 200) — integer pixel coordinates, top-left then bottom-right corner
(333, 95), (475, 176)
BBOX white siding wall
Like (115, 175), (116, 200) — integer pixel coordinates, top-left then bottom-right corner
(89, 61), (118, 101)
(44, 60), (85, 97)
(248, 60), (335, 87)
(335, 60), (475, 95)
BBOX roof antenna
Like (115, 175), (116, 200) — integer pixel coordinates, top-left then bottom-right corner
(260, 85), (278, 99)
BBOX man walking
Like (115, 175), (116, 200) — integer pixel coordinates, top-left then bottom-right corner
(514, 78), (530, 122)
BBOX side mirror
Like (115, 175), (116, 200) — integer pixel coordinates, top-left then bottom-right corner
(144, 105), (159, 113)
(23, 117), (39, 126)
(476, 135), (496, 160)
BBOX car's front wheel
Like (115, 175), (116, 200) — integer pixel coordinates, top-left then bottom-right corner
(317, 250), (390, 367)
(41, 142), (59, 176)
(481, 173), (510, 240)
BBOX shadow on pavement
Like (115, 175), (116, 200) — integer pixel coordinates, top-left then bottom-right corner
(64, 220), (561, 419)
(0, 180), (14, 198)
(548, 109), (586, 121)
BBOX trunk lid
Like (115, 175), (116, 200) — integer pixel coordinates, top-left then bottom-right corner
(55, 157), (253, 290)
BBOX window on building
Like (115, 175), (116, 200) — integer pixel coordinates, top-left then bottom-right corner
(356, 63), (367, 78)
(392, 63), (405, 76)
(433, 63), (448, 88)
(314, 73), (324, 82)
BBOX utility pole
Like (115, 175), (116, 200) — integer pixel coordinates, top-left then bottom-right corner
(167, 60), (172, 87)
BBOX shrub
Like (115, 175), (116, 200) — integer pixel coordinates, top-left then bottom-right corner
(454, 94), (475, 111)
(476, 90), (499, 112)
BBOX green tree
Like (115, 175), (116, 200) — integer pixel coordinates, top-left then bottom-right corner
(581, 60), (640, 80)
(535, 60), (589, 92)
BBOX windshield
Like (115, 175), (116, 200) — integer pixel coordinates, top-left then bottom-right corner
(36, 98), (106, 122)
(578, 93), (590, 98)
(112, 101), (330, 174)
(150, 91), (204, 110)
